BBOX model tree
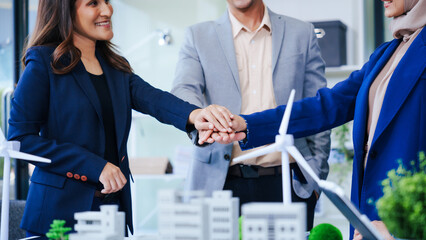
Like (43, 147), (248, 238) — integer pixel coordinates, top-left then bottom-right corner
(46, 220), (71, 240)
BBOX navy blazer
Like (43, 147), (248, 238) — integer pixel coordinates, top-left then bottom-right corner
(241, 28), (426, 233)
(8, 46), (198, 234)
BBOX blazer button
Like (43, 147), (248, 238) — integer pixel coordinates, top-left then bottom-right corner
(81, 175), (88, 182)
(66, 172), (73, 178)
(224, 154), (231, 161)
(74, 174), (80, 180)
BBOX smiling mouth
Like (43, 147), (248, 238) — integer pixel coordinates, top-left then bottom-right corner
(95, 21), (110, 27)
(382, 0), (392, 8)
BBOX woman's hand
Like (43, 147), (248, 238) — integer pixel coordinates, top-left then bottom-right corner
(353, 221), (394, 240)
(99, 162), (127, 194)
(198, 114), (248, 145)
(189, 104), (234, 133)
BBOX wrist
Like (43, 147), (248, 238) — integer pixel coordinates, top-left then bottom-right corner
(188, 108), (201, 125)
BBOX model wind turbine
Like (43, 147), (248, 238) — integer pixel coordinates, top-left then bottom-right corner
(0, 129), (50, 240)
(233, 89), (297, 204)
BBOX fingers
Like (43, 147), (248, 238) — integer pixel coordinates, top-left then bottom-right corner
(232, 131), (247, 142)
(196, 105), (234, 132)
(194, 106), (247, 145)
(231, 115), (247, 132)
(202, 108), (230, 132)
(99, 162), (127, 194)
(353, 229), (362, 240)
(198, 129), (213, 145)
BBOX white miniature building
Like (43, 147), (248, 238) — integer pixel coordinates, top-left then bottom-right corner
(158, 190), (207, 240)
(69, 205), (125, 240)
(157, 190), (239, 240)
(242, 202), (306, 240)
(205, 191), (239, 240)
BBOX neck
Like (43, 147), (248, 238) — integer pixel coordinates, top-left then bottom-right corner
(73, 32), (97, 61)
(229, 2), (265, 31)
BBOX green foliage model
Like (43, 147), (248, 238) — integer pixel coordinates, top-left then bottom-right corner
(308, 223), (343, 240)
(239, 216), (243, 240)
(376, 152), (425, 239)
(46, 220), (72, 240)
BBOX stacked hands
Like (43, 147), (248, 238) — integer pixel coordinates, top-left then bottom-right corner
(190, 105), (247, 145)
(99, 104), (242, 194)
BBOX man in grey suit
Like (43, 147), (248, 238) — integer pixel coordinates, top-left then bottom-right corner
(172, 0), (330, 230)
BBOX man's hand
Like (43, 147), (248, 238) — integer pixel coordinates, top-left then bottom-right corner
(353, 221), (394, 240)
(99, 162), (127, 194)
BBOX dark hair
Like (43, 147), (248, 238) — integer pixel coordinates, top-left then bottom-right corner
(22, 0), (132, 74)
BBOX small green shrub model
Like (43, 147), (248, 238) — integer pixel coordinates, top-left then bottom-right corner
(46, 220), (71, 240)
(308, 223), (343, 240)
(239, 216), (243, 240)
(376, 152), (425, 239)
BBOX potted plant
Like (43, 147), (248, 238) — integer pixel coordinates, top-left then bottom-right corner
(376, 152), (425, 240)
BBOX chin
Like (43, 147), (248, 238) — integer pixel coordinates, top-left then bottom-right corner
(100, 33), (114, 41)
(384, 9), (397, 18)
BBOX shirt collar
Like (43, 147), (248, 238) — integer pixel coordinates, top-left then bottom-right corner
(228, 5), (272, 38)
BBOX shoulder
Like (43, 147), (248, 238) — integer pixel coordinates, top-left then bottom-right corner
(369, 39), (398, 61)
(271, 10), (313, 28)
(24, 45), (55, 65)
(185, 20), (217, 36)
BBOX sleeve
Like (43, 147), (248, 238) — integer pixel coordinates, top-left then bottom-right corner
(240, 58), (371, 149)
(8, 48), (107, 184)
(129, 73), (199, 133)
(171, 27), (206, 108)
(296, 24), (331, 195)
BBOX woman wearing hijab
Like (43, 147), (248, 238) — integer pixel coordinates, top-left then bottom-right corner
(202, 0), (426, 239)
(8, 0), (234, 238)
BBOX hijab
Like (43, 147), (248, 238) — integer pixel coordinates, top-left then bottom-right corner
(390, 0), (426, 41)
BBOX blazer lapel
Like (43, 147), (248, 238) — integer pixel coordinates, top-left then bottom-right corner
(371, 28), (426, 146)
(215, 12), (241, 93)
(352, 40), (400, 164)
(97, 53), (127, 151)
(269, 9), (285, 73)
(72, 61), (103, 123)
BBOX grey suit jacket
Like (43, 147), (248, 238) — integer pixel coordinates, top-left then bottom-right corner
(172, 9), (330, 198)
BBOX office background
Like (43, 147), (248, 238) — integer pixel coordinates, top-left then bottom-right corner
(0, 0), (392, 238)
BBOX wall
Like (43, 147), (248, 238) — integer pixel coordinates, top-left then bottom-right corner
(112, 0), (227, 163)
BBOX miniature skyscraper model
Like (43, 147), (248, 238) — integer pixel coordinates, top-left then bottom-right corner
(205, 191), (239, 240)
(242, 202), (306, 240)
(69, 205), (125, 240)
(158, 190), (207, 240)
(157, 190), (239, 240)
(0, 129), (51, 240)
(233, 89), (296, 204)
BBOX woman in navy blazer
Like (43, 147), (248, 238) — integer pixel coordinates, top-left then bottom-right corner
(204, 0), (426, 239)
(8, 0), (233, 238)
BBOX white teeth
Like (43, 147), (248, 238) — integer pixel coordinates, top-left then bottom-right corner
(96, 21), (109, 26)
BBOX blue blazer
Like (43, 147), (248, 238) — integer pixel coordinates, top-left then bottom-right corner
(241, 28), (426, 229)
(8, 46), (198, 234)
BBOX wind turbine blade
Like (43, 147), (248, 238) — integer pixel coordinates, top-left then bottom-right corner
(7, 150), (51, 163)
(278, 89), (295, 135)
(0, 128), (5, 143)
(286, 145), (321, 183)
(232, 143), (279, 163)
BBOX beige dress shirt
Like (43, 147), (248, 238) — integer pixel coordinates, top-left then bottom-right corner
(229, 6), (283, 167)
